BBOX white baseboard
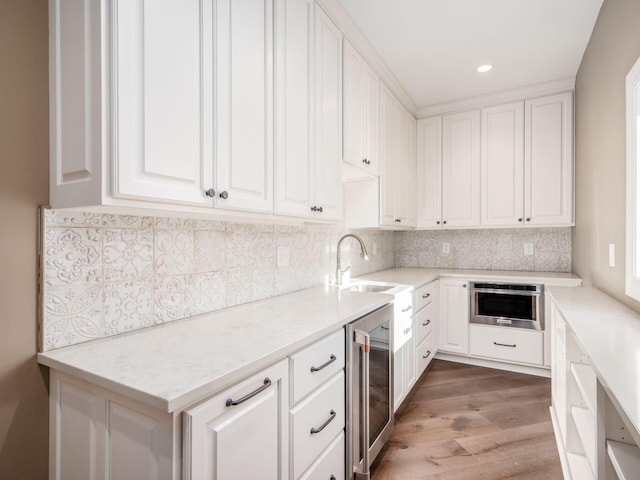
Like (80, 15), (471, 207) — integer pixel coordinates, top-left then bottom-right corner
(434, 352), (551, 378)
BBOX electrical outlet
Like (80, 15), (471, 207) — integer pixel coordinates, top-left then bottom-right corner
(609, 244), (615, 267)
(277, 246), (290, 267)
(524, 243), (534, 256)
(442, 242), (451, 254)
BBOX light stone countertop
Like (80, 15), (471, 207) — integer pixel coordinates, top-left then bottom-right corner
(37, 267), (581, 414)
(547, 286), (640, 436)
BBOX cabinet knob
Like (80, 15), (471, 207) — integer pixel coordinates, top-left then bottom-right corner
(310, 206), (317, 212)
(526, 218), (531, 222)
(518, 218), (523, 222)
(443, 220), (447, 225)
(463, 284), (467, 288)
(219, 191), (229, 200)
(318, 206), (323, 213)
(205, 188), (216, 198)
(436, 221), (440, 225)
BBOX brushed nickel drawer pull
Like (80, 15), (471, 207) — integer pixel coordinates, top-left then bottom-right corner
(401, 305), (412, 313)
(226, 378), (271, 407)
(422, 319), (431, 326)
(494, 341), (516, 348)
(423, 350), (431, 359)
(310, 354), (337, 373)
(310, 410), (336, 434)
(422, 293), (430, 299)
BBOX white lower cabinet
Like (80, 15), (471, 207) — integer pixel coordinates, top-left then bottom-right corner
(299, 432), (345, 480)
(469, 324), (543, 366)
(438, 279), (469, 355)
(184, 359), (289, 480)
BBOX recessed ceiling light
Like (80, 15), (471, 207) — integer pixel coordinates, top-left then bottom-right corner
(477, 64), (493, 73)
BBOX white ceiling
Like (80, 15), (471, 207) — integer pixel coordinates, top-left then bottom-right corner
(337, 0), (604, 108)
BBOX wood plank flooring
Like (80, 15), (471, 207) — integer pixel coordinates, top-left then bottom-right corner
(371, 360), (562, 480)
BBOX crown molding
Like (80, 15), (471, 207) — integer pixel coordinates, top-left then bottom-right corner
(316, 0), (417, 116)
(416, 77), (576, 118)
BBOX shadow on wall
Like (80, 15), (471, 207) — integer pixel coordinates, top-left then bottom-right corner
(0, 358), (49, 477)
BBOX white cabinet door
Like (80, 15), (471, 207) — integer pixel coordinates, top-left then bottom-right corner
(364, 66), (380, 175)
(312, 7), (343, 221)
(275, 0), (314, 218)
(406, 114), (418, 227)
(214, 0), (273, 213)
(342, 40), (365, 169)
(113, 0), (213, 206)
(481, 102), (525, 227)
(438, 279), (469, 355)
(393, 344), (405, 411)
(379, 86), (398, 226)
(525, 92), (574, 226)
(417, 116), (443, 228)
(442, 111), (480, 227)
(184, 360), (289, 480)
(394, 106), (410, 225)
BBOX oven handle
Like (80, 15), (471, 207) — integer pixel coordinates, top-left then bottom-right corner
(353, 329), (371, 477)
(470, 288), (542, 296)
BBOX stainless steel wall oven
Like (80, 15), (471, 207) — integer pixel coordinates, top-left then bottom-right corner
(470, 282), (544, 330)
(345, 303), (394, 480)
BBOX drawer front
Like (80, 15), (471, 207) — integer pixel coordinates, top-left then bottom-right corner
(299, 431), (345, 480)
(416, 331), (435, 376)
(413, 280), (437, 313)
(469, 325), (543, 365)
(291, 371), (345, 478)
(291, 329), (345, 404)
(413, 301), (435, 345)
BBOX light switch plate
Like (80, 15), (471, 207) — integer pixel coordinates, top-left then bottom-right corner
(442, 242), (451, 254)
(277, 246), (290, 267)
(524, 243), (534, 256)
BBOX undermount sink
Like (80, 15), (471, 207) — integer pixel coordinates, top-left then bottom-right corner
(349, 284), (394, 293)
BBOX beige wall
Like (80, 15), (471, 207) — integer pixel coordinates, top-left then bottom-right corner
(0, 0), (50, 478)
(573, 0), (640, 311)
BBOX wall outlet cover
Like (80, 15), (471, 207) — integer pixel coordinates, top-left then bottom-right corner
(524, 243), (534, 256)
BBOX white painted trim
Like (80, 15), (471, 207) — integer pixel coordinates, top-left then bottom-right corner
(315, 0), (417, 115)
(417, 77), (576, 118)
(626, 56), (640, 302)
(434, 351), (551, 378)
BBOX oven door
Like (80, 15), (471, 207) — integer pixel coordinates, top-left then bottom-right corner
(346, 304), (394, 479)
(470, 286), (544, 330)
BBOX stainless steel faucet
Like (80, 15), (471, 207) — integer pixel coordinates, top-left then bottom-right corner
(335, 234), (369, 285)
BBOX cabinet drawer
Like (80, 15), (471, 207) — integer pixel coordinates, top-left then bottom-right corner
(291, 330), (345, 404)
(413, 281), (437, 312)
(469, 325), (543, 365)
(291, 372), (345, 478)
(299, 431), (345, 480)
(413, 302), (435, 344)
(416, 331), (435, 376)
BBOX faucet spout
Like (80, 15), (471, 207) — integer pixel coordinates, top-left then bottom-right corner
(335, 234), (369, 285)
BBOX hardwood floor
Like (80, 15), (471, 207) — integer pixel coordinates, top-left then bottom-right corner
(371, 360), (562, 479)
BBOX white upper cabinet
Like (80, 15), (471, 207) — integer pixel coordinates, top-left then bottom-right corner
(213, 0), (274, 213)
(342, 40), (379, 175)
(275, 0), (343, 221)
(442, 110), (481, 227)
(417, 116), (442, 228)
(525, 92), (574, 226)
(481, 101), (525, 226)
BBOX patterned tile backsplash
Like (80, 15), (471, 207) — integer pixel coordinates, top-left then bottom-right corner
(41, 209), (571, 351)
(41, 210), (395, 351)
(396, 228), (571, 272)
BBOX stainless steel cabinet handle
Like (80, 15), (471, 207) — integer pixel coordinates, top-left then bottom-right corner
(219, 190), (229, 199)
(310, 410), (336, 434)
(310, 354), (336, 373)
(422, 319), (431, 326)
(493, 341), (516, 348)
(422, 293), (430, 299)
(226, 378), (271, 407)
(423, 350), (431, 359)
(205, 188), (216, 197)
(401, 305), (412, 312)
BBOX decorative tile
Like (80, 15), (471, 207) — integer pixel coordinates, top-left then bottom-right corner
(43, 285), (103, 350)
(252, 232), (276, 268)
(194, 230), (226, 273)
(102, 214), (153, 229)
(103, 229), (153, 281)
(44, 209), (101, 227)
(225, 269), (252, 307)
(155, 230), (193, 276)
(154, 275), (192, 323)
(195, 219), (227, 231)
(225, 231), (255, 269)
(44, 227), (102, 287)
(103, 279), (153, 335)
(154, 216), (195, 229)
(252, 268), (275, 301)
(192, 272), (226, 315)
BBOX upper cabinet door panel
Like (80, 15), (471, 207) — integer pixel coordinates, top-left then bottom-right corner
(379, 86), (397, 226)
(394, 106), (410, 223)
(113, 0), (213, 206)
(481, 102), (525, 227)
(364, 66), (380, 174)
(342, 40), (364, 168)
(214, 0), (274, 213)
(525, 92), (574, 225)
(442, 110), (480, 227)
(275, 0), (314, 217)
(417, 116), (442, 228)
(407, 114), (417, 227)
(313, 7), (343, 220)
